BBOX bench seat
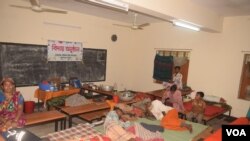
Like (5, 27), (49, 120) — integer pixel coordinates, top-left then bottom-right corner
(24, 110), (66, 131)
(78, 109), (109, 123)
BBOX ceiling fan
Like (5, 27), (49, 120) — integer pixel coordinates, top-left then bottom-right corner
(10, 0), (67, 14)
(113, 13), (150, 30)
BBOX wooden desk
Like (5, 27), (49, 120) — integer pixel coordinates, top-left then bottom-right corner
(34, 87), (80, 109)
(61, 100), (136, 127)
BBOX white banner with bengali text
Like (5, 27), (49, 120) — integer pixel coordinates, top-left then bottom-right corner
(48, 40), (83, 61)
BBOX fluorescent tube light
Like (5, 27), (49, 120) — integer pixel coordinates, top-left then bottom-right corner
(173, 20), (200, 31)
(88, 0), (129, 11)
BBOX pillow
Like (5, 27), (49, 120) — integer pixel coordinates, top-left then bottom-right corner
(204, 105), (224, 116)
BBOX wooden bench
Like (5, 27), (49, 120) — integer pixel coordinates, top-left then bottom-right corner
(77, 109), (109, 123)
(24, 110), (66, 131)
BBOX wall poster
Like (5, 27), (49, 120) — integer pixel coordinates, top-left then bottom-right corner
(48, 40), (83, 61)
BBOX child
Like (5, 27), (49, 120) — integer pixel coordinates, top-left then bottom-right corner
(187, 91), (206, 124)
(172, 66), (183, 90)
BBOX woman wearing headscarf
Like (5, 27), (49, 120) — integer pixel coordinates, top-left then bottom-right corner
(0, 77), (25, 139)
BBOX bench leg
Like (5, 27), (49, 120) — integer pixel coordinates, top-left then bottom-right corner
(60, 120), (63, 130)
(203, 120), (207, 125)
(64, 118), (66, 129)
(69, 116), (72, 128)
(60, 118), (66, 130)
(55, 120), (58, 131)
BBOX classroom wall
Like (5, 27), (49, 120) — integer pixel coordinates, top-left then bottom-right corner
(1, 0), (249, 117)
(0, 0), (135, 100)
(129, 16), (250, 117)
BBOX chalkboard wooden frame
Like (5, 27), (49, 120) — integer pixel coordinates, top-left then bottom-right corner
(0, 42), (107, 86)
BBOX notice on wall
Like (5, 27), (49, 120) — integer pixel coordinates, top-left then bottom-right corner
(48, 40), (83, 61)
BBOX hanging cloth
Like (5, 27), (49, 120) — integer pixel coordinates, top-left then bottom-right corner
(153, 54), (174, 81)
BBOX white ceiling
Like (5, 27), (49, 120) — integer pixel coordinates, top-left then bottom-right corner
(17, 0), (250, 24)
(40, 0), (163, 25)
(191, 0), (250, 17)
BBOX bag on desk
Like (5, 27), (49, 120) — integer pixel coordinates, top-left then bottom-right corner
(69, 78), (81, 88)
(38, 82), (51, 91)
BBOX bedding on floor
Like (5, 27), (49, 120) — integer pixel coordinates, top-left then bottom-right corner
(95, 118), (210, 141)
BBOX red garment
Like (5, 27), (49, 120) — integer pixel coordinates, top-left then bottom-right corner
(0, 91), (25, 127)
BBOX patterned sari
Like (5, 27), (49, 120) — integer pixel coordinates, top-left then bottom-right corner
(0, 91), (26, 127)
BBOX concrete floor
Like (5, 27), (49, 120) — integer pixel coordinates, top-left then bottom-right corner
(26, 117), (87, 138)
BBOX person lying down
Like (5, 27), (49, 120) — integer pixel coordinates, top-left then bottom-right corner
(104, 99), (193, 141)
(104, 107), (164, 141)
(148, 100), (192, 133)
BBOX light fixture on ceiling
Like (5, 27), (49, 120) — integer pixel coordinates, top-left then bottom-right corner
(87, 0), (129, 11)
(173, 20), (200, 31)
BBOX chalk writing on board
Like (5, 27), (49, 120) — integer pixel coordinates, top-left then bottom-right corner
(0, 42), (107, 86)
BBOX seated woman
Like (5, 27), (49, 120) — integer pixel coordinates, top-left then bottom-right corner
(162, 84), (185, 113)
(0, 77), (25, 140)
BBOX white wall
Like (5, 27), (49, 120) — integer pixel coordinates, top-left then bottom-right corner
(129, 16), (250, 117)
(0, 0), (134, 101)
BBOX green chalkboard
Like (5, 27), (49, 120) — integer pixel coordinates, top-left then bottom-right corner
(0, 42), (107, 86)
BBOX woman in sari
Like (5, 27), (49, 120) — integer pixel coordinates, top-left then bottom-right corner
(0, 77), (25, 139)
